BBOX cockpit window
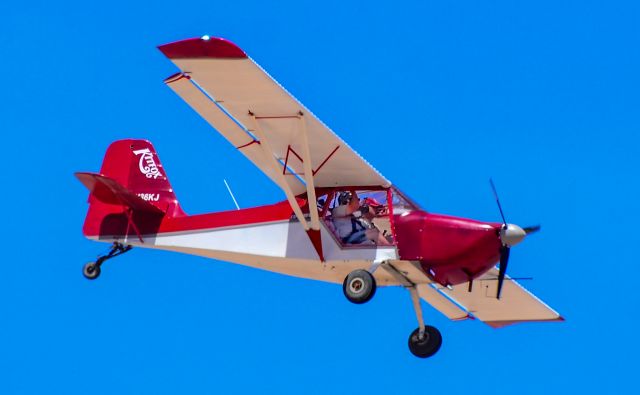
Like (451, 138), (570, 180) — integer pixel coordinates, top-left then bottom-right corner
(390, 189), (418, 215)
(319, 189), (394, 247)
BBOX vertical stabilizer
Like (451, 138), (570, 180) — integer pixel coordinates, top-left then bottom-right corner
(99, 139), (183, 215)
(77, 139), (184, 240)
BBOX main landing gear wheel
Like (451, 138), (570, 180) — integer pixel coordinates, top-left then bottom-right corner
(408, 325), (442, 358)
(83, 262), (101, 280)
(343, 269), (376, 304)
(404, 285), (442, 358)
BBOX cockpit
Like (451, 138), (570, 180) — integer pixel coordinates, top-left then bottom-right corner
(315, 187), (418, 247)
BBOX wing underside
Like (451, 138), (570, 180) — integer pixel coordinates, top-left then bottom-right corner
(159, 37), (390, 197)
(384, 261), (562, 327)
(428, 268), (563, 327)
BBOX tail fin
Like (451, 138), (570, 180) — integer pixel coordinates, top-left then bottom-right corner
(76, 139), (185, 240)
(99, 139), (182, 213)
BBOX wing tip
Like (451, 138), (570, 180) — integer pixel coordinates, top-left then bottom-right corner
(158, 36), (247, 59)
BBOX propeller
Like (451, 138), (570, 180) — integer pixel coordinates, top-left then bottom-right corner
(523, 225), (541, 234)
(490, 178), (507, 226)
(489, 179), (540, 299)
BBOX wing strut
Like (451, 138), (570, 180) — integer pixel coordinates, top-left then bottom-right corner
(249, 112), (309, 229)
(296, 113), (324, 261)
(249, 112), (324, 261)
(297, 113), (321, 231)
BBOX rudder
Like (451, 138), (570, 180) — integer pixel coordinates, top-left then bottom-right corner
(77, 139), (184, 240)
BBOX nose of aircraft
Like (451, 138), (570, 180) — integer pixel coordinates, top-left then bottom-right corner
(500, 223), (527, 247)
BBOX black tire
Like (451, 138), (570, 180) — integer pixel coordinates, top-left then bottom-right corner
(83, 262), (101, 280)
(342, 269), (376, 304)
(408, 325), (442, 358)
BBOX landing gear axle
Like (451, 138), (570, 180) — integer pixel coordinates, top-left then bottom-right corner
(83, 242), (132, 280)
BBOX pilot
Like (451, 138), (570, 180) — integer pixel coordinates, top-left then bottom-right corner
(331, 191), (390, 245)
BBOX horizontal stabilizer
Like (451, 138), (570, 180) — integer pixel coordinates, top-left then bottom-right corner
(75, 172), (165, 215)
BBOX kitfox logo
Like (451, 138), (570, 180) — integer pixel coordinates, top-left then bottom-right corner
(133, 148), (163, 179)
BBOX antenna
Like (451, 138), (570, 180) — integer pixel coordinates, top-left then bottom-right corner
(223, 179), (240, 210)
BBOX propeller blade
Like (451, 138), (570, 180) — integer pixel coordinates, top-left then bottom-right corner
(523, 225), (541, 234)
(497, 245), (510, 299)
(489, 178), (507, 225)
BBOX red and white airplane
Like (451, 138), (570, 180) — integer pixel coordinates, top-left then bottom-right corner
(76, 36), (563, 358)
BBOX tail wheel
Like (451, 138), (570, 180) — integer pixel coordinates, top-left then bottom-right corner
(343, 269), (376, 304)
(408, 326), (442, 358)
(82, 243), (132, 281)
(83, 262), (101, 280)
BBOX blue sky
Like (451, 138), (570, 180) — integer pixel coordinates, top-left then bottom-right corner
(1, 1), (638, 393)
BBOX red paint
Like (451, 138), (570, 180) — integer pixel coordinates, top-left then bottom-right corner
(313, 185), (389, 197)
(236, 139), (260, 149)
(386, 188), (397, 244)
(486, 316), (565, 328)
(281, 144), (341, 177)
(94, 139), (184, 216)
(81, 196), (300, 238)
(281, 145), (305, 175)
(158, 200), (298, 234)
(158, 37), (247, 59)
(77, 142), (505, 289)
(254, 115), (301, 119)
(78, 140), (303, 238)
(394, 210), (503, 286)
(288, 145), (304, 163)
(124, 208), (145, 243)
(282, 146), (292, 174)
(164, 72), (191, 84)
(306, 229), (325, 261)
(312, 145), (340, 176)
(75, 172), (164, 214)
(77, 139), (188, 239)
(320, 191), (335, 218)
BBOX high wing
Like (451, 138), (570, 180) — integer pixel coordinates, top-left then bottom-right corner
(158, 37), (390, 230)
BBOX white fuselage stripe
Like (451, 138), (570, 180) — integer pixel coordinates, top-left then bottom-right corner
(89, 221), (399, 284)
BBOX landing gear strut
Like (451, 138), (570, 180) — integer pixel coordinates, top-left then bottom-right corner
(406, 286), (442, 358)
(83, 242), (132, 280)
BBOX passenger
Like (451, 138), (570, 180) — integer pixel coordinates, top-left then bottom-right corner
(331, 191), (365, 244)
(357, 200), (392, 246)
(331, 191), (391, 245)
(362, 196), (388, 216)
